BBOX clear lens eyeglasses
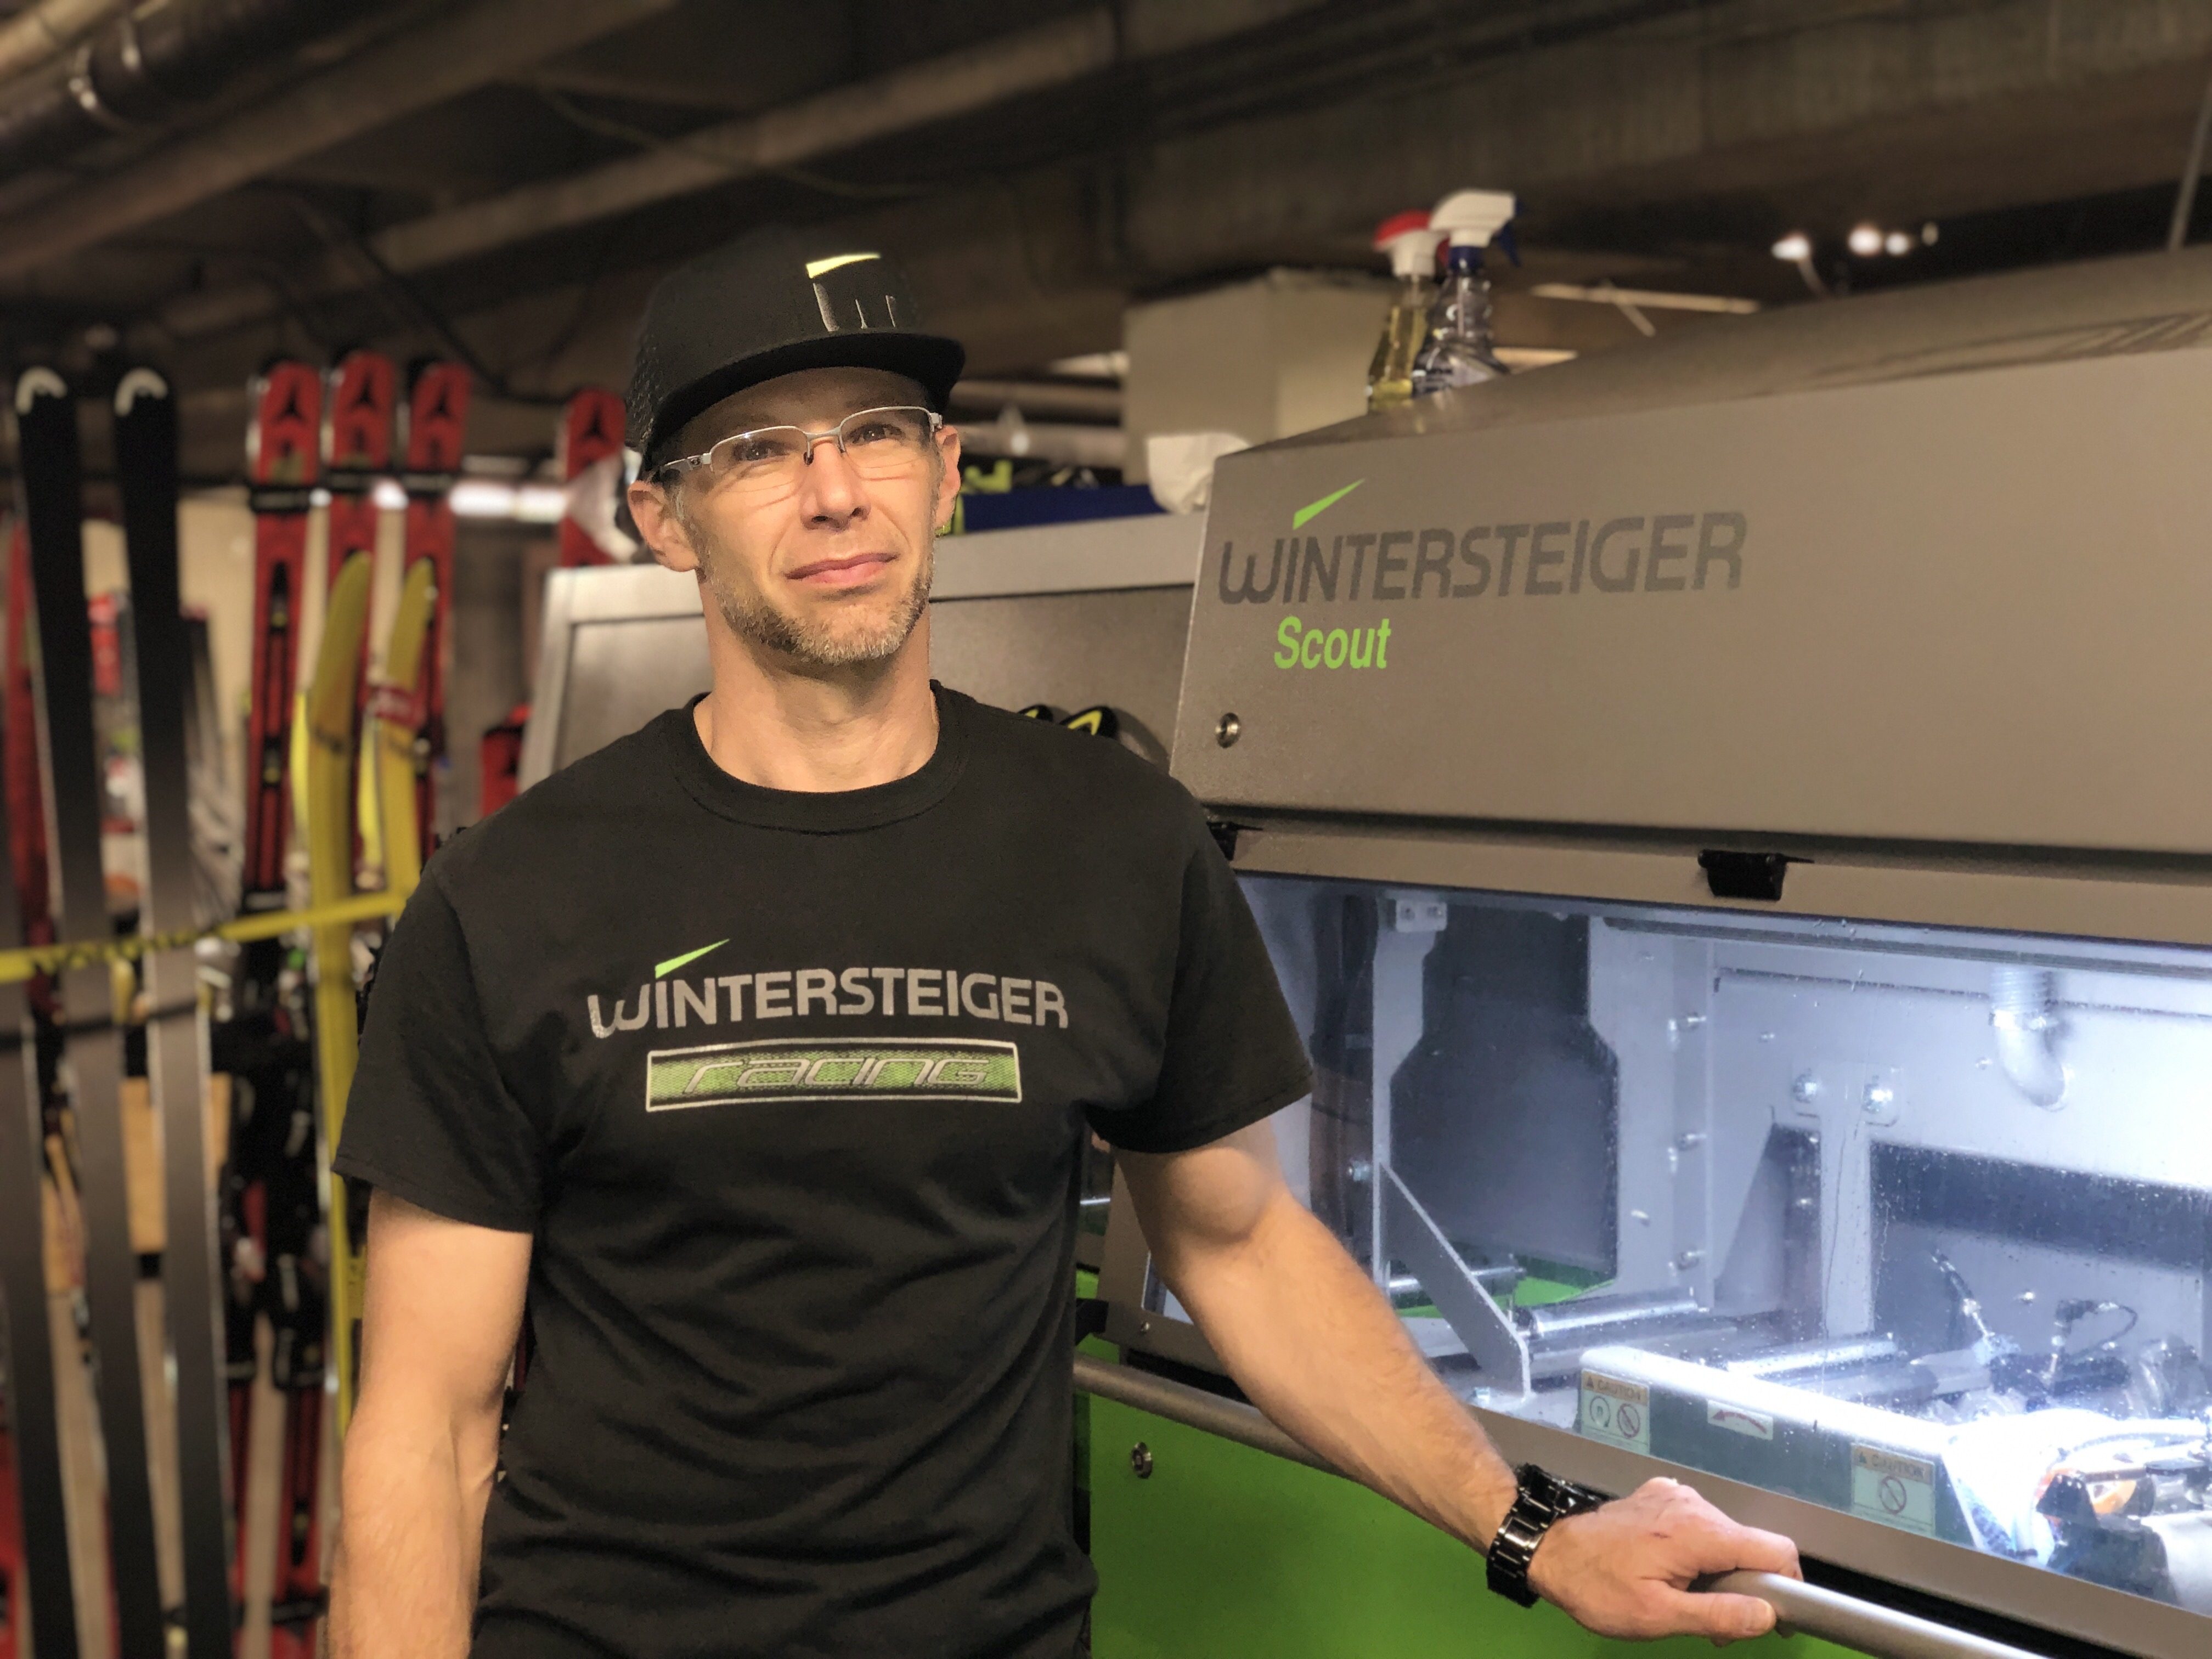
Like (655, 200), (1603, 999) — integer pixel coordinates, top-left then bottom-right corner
(654, 405), (944, 494)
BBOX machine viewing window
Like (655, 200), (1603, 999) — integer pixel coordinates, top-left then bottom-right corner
(1231, 874), (2212, 1616)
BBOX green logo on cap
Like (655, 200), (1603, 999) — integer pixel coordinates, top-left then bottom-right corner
(805, 252), (879, 279)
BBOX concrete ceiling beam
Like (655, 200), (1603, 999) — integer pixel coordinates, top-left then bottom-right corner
(1122, 0), (2212, 272)
(153, 0), (1336, 343)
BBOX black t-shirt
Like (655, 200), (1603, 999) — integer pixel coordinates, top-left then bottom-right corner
(334, 686), (1312, 1659)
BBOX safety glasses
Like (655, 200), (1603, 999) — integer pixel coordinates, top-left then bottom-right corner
(653, 405), (945, 495)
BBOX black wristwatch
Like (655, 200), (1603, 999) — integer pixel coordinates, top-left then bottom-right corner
(1486, 1464), (1607, 1607)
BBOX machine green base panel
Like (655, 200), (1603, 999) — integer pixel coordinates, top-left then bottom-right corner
(1087, 1396), (1854, 1659)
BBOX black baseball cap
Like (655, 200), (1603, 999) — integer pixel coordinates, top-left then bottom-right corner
(627, 225), (966, 468)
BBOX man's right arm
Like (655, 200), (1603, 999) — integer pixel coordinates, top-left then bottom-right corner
(329, 1189), (533, 1659)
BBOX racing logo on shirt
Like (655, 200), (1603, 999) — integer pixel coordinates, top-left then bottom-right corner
(645, 1037), (1023, 1110)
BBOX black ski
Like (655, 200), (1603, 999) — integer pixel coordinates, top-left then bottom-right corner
(13, 367), (168, 1656)
(114, 366), (234, 1658)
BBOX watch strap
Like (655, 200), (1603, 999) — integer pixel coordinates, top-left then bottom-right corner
(1486, 1464), (1606, 1607)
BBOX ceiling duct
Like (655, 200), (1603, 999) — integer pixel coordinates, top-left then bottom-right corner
(0, 0), (379, 176)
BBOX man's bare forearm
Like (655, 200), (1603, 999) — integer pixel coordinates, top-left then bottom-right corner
(328, 1401), (499, 1658)
(1155, 1184), (1519, 1552)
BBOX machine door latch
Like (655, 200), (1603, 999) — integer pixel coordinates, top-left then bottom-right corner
(1699, 849), (1801, 902)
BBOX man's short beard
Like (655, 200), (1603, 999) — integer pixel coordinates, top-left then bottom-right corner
(678, 498), (933, 669)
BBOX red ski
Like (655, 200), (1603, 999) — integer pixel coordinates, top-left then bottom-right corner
(226, 360), (343, 1659)
(241, 362), (319, 902)
(558, 387), (625, 568)
(321, 349), (397, 875)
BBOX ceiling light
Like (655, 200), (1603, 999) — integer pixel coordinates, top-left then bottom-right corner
(1847, 223), (1883, 257)
(1884, 230), (1911, 256)
(1770, 232), (1812, 262)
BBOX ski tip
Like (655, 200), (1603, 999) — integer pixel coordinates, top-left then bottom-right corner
(14, 364), (65, 412)
(115, 366), (172, 415)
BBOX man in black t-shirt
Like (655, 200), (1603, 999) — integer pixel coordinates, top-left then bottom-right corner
(326, 229), (1798, 1659)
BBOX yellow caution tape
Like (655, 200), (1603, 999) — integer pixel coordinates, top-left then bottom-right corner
(0, 888), (407, 986)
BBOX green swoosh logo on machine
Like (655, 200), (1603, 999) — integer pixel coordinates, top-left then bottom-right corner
(655, 939), (727, 979)
(1291, 479), (1364, 529)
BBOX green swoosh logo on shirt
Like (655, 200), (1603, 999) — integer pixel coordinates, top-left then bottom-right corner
(655, 939), (727, 979)
(1290, 479), (1363, 530)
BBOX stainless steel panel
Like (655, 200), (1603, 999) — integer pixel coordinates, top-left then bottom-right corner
(519, 518), (1200, 787)
(552, 613), (711, 773)
(1172, 345), (2212, 859)
(930, 511), (1200, 598)
(927, 587), (1189, 763)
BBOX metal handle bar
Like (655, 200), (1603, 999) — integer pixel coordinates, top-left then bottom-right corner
(1074, 1353), (2047, 1659)
(1702, 1573), (2044, 1659)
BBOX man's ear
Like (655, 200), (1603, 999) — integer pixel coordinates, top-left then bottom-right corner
(628, 481), (700, 573)
(932, 425), (963, 534)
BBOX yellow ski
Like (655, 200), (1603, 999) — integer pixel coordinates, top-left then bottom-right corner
(303, 550), (374, 1426)
(368, 556), (439, 898)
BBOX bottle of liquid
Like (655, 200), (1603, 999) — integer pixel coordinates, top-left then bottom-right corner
(1412, 188), (1517, 398)
(1365, 210), (1444, 412)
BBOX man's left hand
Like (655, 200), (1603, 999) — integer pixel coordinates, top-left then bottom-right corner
(1526, 1477), (1802, 1645)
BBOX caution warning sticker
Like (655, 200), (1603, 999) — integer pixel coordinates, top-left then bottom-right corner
(1850, 1444), (1938, 1537)
(1579, 1371), (1651, 1455)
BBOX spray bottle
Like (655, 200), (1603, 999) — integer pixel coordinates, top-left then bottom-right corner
(1365, 210), (1445, 412)
(1411, 188), (1516, 397)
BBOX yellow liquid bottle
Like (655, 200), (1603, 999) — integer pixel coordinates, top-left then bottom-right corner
(1367, 212), (1443, 413)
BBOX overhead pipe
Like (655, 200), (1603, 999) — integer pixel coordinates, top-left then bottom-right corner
(0, 0), (687, 284)
(0, 0), (377, 176)
(156, 0), (1334, 341)
(949, 378), (1123, 423)
(953, 411), (1127, 471)
(0, 0), (127, 89)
